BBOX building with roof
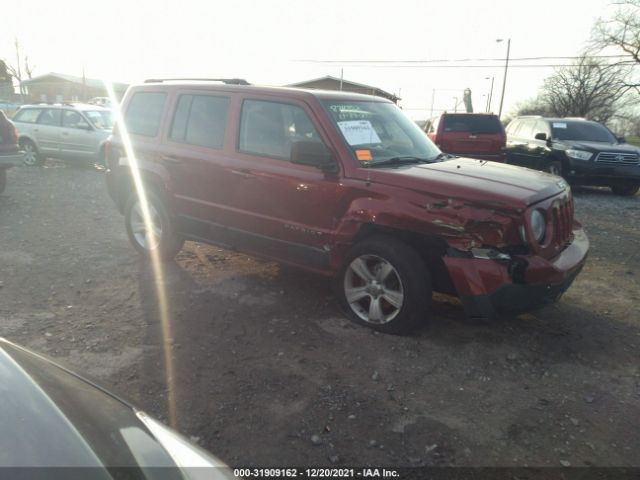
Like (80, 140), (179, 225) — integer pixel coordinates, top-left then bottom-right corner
(20, 73), (129, 104)
(287, 76), (400, 103)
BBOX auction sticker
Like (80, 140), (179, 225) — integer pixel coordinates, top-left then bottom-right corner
(338, 120), (381, 146)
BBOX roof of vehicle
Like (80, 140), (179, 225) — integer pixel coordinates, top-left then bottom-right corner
(132, 81), (393, 103)
(514, 116), (596, 123)
(18, 103), (111, 111)
(439, 112), (500, 116)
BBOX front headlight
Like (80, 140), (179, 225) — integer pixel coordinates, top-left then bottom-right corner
(531, 209), (546, 243)
(566, 149), (592, 161)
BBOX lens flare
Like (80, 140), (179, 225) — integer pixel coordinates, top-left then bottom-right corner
(105, 80), (178, 429)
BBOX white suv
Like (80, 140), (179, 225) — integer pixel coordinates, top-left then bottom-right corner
(13, 104), (114, 166)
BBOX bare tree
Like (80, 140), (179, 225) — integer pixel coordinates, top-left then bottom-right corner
(2, 38), (35, 99)
(538, 55), (633, 123)
(592, 1), (640, 91)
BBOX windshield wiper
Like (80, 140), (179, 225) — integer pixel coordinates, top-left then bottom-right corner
(368, 156), (430, 167)
(430, 152), (456, 162)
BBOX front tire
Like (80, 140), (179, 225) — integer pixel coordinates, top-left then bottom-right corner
(124, 190), (184, 261)
(544, 160), (563, 176)
(610, 183), (639, 197)
(336, 235), (431, 335)
(20, 139), (44, 166)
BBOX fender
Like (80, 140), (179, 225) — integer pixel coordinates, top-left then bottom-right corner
(329, 186), (522, 269)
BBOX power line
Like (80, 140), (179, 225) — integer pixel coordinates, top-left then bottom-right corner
(291, 62), (639, 69)
(296, 54), (633, 64)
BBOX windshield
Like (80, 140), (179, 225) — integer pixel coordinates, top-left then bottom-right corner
(321, 100), (441, 165)
(551, 121), (617, 143)
(84, 110), (114, 129)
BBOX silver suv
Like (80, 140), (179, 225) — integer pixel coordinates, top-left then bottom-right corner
(13, 103), (114, 166)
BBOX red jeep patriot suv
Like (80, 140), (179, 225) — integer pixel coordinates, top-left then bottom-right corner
(105, 80), (588, 334)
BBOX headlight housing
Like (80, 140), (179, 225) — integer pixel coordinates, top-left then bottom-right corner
(565, 149), (592, 161)
(531, 209), (546, 243)
(520, 209), (546, 244)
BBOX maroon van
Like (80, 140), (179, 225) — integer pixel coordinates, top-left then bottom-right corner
(428, 112), (506, 162)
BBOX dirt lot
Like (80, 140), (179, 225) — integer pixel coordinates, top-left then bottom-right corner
(0, 161), (639, 468)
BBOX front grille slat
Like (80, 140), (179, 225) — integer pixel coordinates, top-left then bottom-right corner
(595, 152), (640, 165)
(552, 196), (573, 247)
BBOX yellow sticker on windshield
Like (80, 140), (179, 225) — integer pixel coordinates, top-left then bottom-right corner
(356, 150), (372, 162)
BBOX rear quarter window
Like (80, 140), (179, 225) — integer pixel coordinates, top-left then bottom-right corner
(14, 109), (41, 124)
(124, 92), (167, 137)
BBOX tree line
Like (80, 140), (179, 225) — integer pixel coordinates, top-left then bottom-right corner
(512, 1), (640, 135)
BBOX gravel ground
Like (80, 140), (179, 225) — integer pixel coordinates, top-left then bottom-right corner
(0, 161), (639, 468)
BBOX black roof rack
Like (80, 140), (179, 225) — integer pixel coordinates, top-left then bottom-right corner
(143, 78), (250, 85)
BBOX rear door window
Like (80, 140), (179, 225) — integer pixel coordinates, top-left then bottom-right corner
(124, 92), (167, 137)
(442, 115), (502, 134)
(169, 94), (230, 149)
(37, 109), (62, 127)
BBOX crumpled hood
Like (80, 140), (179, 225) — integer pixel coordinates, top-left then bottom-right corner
(358, 158), (567, 209)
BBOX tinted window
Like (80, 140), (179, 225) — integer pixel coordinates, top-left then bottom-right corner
(239, 100), (322, 159)
(124, 92), (167, 137)
(62, 110), (91, 129)
(170, 95), (229, 149)
(442, 114), (502, 134)
(551, 121), (616, 143)
(14, 109), (41, 124)
(37, 109), (62, 127)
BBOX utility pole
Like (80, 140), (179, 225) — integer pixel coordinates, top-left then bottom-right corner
(497, 38), (511, 118)
(485, 76), (494, 112)
(429, 88), (435, 119)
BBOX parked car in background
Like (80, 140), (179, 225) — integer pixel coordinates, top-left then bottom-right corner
(0, 337), (234, 477)
(505, 116), (640, 196)
(13, 103), (114, 166)
(88, 96), (113, 108)
(426, 112), (506, 162)
(106, 80), (588, 334)
(0, 110), (24, 193)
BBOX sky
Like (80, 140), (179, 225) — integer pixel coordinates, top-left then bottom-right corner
(1, 0), (618, 119)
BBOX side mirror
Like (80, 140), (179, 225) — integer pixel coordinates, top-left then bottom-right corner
(617, 136), (626, 144)
(291, 141), (336, 172)
(534, 132), (547, 141)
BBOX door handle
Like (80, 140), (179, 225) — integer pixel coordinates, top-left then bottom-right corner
(230, 169), (253, 179)
(159, 154), (181, 165)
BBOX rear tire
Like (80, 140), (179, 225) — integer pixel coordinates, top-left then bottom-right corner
(124, 190), (184, 261)
(336, 235), (431, 335)
(611, 183), (639, 197)
(20, 139), (44, 166)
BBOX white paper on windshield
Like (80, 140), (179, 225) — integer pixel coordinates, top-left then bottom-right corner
(337, 120), (381, 146)
(553, 122), (567, 129)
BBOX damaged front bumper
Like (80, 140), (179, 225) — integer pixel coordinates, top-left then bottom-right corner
(443, 227), (589, 319)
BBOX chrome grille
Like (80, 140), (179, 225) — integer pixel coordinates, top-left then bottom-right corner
(595, 152), (640, 165)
